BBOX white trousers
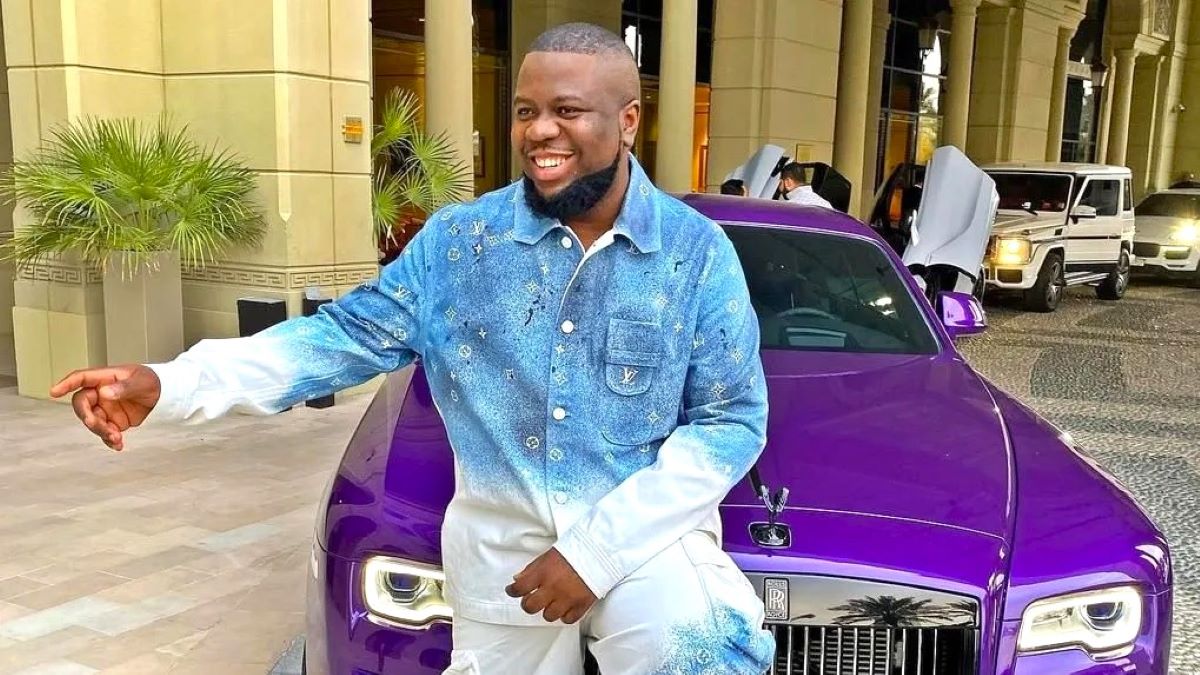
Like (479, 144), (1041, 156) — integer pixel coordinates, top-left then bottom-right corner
(443, 531), (775, 675)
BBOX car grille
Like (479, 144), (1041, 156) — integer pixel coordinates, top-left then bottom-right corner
(766, 625), (978, 675)
(1133, 242), (1160, 258)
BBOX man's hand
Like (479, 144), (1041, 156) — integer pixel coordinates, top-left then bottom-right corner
(505, 547), (597, 624)
(49, 365), (162, 452)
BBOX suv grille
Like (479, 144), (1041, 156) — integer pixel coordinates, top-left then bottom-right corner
(767, 625), (978, 675)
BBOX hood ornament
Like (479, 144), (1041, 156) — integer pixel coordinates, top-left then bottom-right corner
(749, 482), (791, 548)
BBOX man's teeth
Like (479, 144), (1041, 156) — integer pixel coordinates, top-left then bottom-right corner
(535, 157), (566, 169)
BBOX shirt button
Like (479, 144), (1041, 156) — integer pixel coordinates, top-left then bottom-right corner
(561, 320), (575, 334)
(560, 236), (573, 249)
(553, 491), (568, 505)
(552, 407), (567, 421)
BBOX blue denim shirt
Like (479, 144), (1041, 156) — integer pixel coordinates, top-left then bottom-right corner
(147, 157), (769, 625)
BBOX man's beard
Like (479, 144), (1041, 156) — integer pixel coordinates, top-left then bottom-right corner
(523, 150), (622, 222)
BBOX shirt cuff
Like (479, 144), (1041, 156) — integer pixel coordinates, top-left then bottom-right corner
(141, 360), (200, 426)
(553, 527), (624, 600)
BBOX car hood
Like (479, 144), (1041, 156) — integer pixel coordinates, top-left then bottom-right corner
(724, 350), (1014, 540)
(991, 211), (1062, 235)
(1134, 215), (1192, 242)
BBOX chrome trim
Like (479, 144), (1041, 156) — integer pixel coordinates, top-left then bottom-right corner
(745, 573), (979, 628)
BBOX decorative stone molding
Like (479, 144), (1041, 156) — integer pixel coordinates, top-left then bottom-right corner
(180, 262), (380, 289)
(16, 261), (104, 285)
(1153, 0), (1173, 37)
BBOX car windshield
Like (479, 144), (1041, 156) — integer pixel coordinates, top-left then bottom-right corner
(987, 172), (1072, 212)
(722, 225), (939, 354)
(1136, 192), (1200, 218)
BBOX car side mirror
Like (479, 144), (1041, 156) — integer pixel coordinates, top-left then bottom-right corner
(1071, 204), (1098, 221)
(937, 291), (987, 338)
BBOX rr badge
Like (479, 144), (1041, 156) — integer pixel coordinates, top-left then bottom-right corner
(763, 578), (789, 622)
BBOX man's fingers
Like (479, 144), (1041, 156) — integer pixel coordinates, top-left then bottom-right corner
(519, 588), (550, 615)
(561, 606), (586, 625)
(505, 565), (541, 599)
(541, 599), (568, 623)
(99, 382), (125, 402)
(71, 390), (103, 434)
(105, 403), (132, 432)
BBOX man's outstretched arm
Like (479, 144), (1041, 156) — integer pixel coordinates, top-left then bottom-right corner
(51, 224), (437, 450)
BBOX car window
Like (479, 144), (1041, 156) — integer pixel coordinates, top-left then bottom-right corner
(986, 172), (1072, 212)
(1136, 192), (1200, 218)
(722, 224), (939, 355)
(1078, 179), (1120, 216)
(1123, 179), (1133, 213)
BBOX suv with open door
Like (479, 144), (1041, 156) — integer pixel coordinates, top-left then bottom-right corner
(980, 163), (1135, 312)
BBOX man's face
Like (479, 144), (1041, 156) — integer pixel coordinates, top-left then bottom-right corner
(780, 177), (798, 193)
(511, 52), (640, 201)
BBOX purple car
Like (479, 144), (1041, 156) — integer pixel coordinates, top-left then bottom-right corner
(304, 194), (1172, 675)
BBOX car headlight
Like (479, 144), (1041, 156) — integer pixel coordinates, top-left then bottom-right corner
(362, 556), (453, 628)
(993, 238), (1032, 265)
(1017, 586), (1143, 656)
(1169, 223), (1197, 243)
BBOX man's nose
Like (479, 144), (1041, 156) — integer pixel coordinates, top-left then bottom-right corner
(526, 117), (560, 143)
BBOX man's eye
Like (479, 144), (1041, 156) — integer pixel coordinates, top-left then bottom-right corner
(516, 108), (534, 119)
(557, 107), (581, 117)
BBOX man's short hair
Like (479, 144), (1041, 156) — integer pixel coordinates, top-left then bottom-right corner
(529, 22), (633, 58)
(779, 162), (810, 186)
(720, 179), (746, 195)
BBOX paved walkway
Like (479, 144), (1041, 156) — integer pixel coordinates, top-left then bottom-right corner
(0, 281), (1196, 674)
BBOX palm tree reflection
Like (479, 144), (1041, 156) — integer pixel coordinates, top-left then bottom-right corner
(828, 595), (973, 627)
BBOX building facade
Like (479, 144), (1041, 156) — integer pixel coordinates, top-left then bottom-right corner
(2, 0), (1198, 397)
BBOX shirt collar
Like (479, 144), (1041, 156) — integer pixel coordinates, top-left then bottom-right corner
(512, 154), (662, 254)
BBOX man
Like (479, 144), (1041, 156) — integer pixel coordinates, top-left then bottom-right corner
(720, 178), (747, 196)
(49, 23), (774, 675)
(777, 161), (835, 209)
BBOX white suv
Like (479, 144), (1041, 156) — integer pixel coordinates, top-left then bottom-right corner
(980, 163), (1135, 312)
(1131, 188), (1200, 287)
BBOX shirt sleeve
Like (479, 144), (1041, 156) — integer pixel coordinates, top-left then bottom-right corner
(553, 232), (769, 599)
(142, 224), (436, 426)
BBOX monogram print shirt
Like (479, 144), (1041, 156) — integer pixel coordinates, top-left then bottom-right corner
(145, 157), (769, 625)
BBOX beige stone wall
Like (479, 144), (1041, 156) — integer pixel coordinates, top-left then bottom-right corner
(161, 0), (375, 345)
(1174, 0), (1200, 179)
(4, 0), (164, 398)
(967, 0), (1063, 163)
(1126, 54), (1165, 195)
(706, 0), (842, 191)
(4, 0), (375, 398)
(0, 3), (14, 377)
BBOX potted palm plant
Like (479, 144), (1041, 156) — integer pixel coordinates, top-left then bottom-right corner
(371, 87), (473, 265)
(1, 116), (264, 364)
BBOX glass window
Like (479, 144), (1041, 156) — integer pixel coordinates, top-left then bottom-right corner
(1135, 193), (1200, 218)
(723, 225), (939, 355)
(1123, 179), (1133, 212)
(987, 172), (1073, 212)
(1078, 179), (1120, 216)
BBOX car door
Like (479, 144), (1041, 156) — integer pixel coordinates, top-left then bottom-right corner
(1067, 176), (1122, 275)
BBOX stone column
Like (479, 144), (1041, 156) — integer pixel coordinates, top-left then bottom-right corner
(0, 6), (15, 378)
(707, 0), (843, 192)
(1044, 25), (1075, 161)
(1095, 53), (1115, 163)
(833, 0), (873, 216)
(655, 0), (698, 192)
(943, 0), (981, 150)
(426, 0), (475, 194)
(1106, 48), (1138, 167)
(861, 0), (892, 215)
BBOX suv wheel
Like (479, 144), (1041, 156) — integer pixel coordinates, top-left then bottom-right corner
(1096, 248), (1131, 300)
(1022, 253), (1064, 312)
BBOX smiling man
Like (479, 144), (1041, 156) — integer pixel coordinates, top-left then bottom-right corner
(49, 22), (774, 675)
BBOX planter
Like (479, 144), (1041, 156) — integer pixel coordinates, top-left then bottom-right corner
(102, 251), (184, 365)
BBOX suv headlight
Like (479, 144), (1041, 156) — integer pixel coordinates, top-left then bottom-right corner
(993, 238), (1033, 265)
(1017, 586), (1143, 656)
(362, 556), (453, 628)
(1169, 223), (1196, 243)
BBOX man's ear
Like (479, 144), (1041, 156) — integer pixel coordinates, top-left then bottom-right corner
(620, 99), (641, 150)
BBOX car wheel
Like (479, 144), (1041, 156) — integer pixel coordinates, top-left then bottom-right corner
(1096, 248), (1131, 300)
(1022, 253), (1064, 312)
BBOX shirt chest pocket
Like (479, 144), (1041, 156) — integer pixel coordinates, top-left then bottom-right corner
(604, 318), (661, 395)
(600, 318), (669, 446)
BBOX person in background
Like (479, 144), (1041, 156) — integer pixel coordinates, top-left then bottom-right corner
(778, 162), (834, 209)
(720, 178), (748, 196)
